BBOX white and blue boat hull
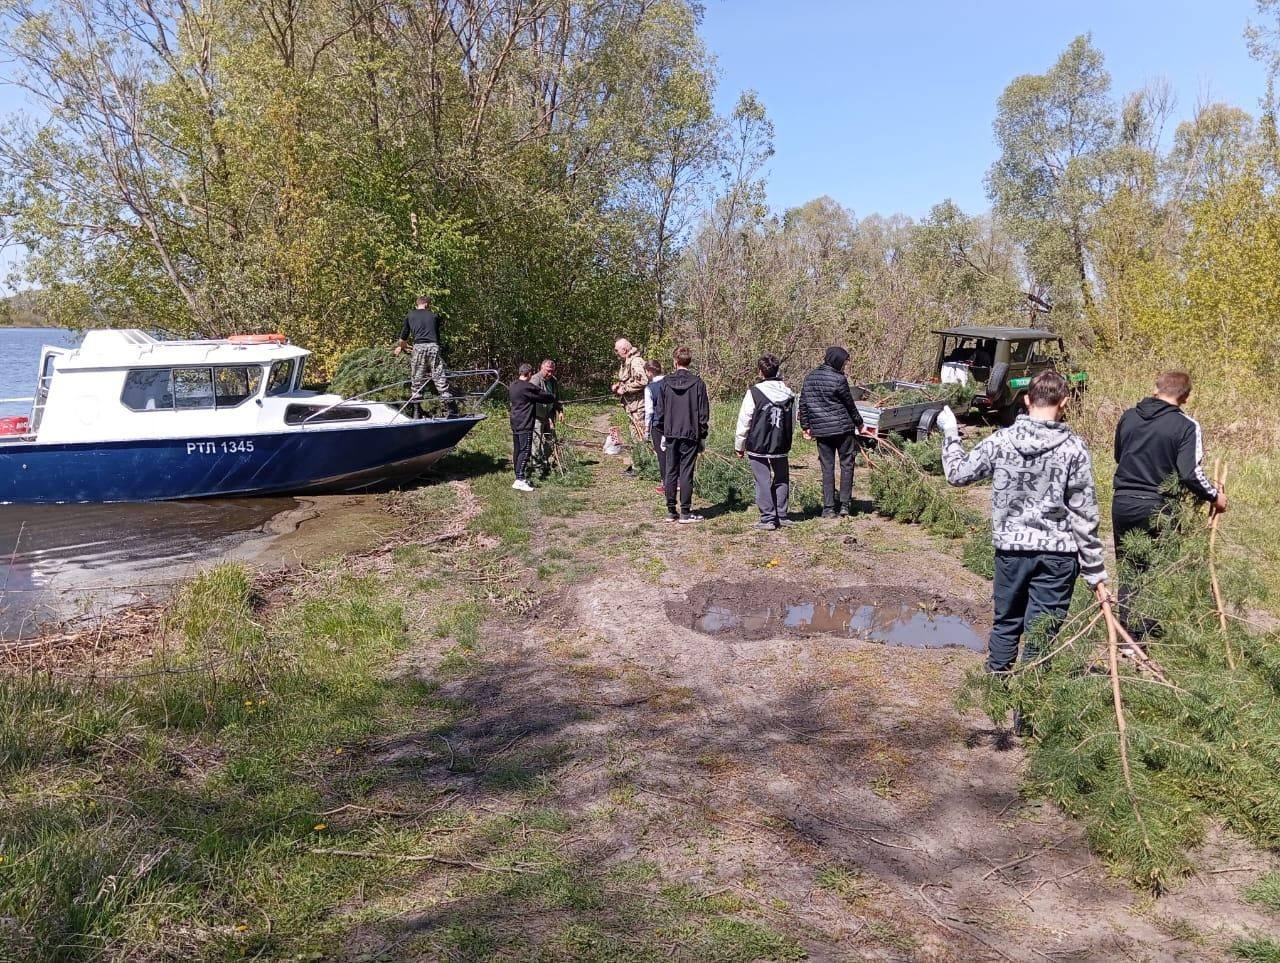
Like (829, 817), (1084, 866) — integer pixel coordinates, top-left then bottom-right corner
(0, 417), (482, 504)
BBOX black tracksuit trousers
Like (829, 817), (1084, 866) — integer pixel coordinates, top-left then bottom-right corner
(664, 438), (699, 515)
(1112, 496), (1167, 638)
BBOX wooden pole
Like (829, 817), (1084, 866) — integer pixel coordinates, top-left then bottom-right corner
(1208, 459), (1234, 669)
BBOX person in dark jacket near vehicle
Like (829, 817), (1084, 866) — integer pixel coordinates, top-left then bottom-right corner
(735, 354), (796, 531)
(508, 363), (558, 492)
(656, 347), (710, 523)
(1112, 371), (1227, 636)
(799, 346), (865, 518)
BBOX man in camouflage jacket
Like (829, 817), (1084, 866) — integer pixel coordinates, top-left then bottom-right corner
(612, 338), (649, 475)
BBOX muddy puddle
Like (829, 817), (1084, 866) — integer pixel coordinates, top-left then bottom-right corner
(670, 580), (987, 651)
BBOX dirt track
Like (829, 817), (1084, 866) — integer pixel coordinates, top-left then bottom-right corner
(350, 447), (1278, 962)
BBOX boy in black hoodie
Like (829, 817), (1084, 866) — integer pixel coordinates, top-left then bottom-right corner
(1112, 371), (1227, 634)
(508, 364), (558, 492)
(656, 346), (710, 523)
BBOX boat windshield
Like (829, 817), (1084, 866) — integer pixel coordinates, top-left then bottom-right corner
(265, 360), (296, 396)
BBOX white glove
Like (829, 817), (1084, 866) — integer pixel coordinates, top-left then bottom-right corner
(659, 435), (667, 452)
(936, 405), (958, 436)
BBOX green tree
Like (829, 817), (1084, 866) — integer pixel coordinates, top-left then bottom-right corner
(987, 35), (1116, 333)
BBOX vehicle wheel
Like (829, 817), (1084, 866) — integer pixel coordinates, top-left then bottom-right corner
(986, 361), (1010, 406)
(996, 394), (1023, 427)
(916, 409), (940, 442)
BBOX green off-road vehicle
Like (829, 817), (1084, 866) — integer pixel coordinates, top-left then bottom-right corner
(932, 326), (1087, 425)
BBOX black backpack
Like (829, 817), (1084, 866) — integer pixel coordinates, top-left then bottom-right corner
(745, 386), (794, 455)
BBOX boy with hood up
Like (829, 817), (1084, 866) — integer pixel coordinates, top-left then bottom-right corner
(937, 370), (1110, 676)
(798, 346), (866, 518)
(734, 354), (796, 531)
(1112, 370), (1226, 636)
(656, 346), (710, 523)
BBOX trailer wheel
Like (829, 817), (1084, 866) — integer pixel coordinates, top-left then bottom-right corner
(916, 409), (940, 442)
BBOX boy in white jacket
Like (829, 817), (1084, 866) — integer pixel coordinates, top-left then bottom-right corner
(735, 354), (797, 531)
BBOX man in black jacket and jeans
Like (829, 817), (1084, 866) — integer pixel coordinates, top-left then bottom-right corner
(1112, 370), (1227, 636)
(799, 346), (865, 518)
(657, 347), (710, 524)
(508, 364), (558, 493)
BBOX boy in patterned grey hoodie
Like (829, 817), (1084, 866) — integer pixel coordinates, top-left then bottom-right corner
(937, 370), (1110, 674)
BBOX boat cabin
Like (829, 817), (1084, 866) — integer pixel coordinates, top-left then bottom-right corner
(5, 329), (387, 444)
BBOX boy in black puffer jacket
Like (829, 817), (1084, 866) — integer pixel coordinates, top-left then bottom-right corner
(799, 346), (865, 518)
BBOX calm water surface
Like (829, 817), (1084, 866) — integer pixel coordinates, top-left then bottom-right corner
(0, 327), (296, 639)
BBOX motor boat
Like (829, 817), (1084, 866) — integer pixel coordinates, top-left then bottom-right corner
(0, 329), (496, 503)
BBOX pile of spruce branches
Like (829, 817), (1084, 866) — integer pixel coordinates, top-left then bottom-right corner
(962, 509), (1280, 891)
(870, 441), (1280, 890)
(865, 441), (994, 577)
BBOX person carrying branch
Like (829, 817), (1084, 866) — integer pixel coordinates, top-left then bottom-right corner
(1111, 370), (1226, 638)
(798, 346), (865, 518)
(937, 370), (1110, 683)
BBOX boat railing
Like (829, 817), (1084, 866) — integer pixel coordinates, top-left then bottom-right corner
(298, 368), (501, 424)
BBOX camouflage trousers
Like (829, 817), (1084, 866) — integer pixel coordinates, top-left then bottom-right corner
(531, 420), (557, 473)
(410, 342), (451, 399)
(622, 396), (647, 442)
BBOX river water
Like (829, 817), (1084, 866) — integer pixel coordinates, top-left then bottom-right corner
(0, 328), (297, 639)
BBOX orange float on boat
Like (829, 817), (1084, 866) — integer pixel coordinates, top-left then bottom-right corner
(227, 333), (288, 345)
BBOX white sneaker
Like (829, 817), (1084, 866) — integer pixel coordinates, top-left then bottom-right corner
(512, 479), (535, 492)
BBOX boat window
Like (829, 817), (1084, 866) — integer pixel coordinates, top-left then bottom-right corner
(121, 368), (175, 411)
(266, 360), (296, 396)
(284, 404), (371, 425)
(214, 365), (264, 407)
(174, 367), (215, 409)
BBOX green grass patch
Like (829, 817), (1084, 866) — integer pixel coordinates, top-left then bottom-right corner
(1245, 871), (1280, 912)
(0, 564), (423, 961)
(1233, 937), (1280, 962)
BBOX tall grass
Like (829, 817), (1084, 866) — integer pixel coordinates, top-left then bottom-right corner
(0, 564), (415, 961)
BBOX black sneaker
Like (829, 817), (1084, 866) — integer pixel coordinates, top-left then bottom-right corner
(664, 512), (679, 523)
(754, 520), (778, 532)
(678, 513), (704, 524)
(778, 518), (798, 528)
(621, 466), (636, 477)
(820, 509), (837, 519)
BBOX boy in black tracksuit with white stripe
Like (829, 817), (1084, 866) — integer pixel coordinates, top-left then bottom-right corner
(1112, 370), (1227, 635)
(657, 346), (710, 523)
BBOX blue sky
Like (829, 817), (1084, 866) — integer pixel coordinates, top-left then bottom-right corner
(699, 0), (1268, 219)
